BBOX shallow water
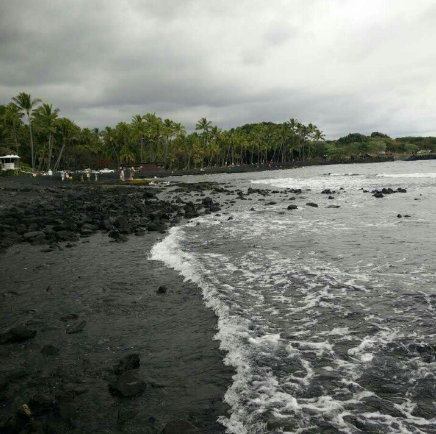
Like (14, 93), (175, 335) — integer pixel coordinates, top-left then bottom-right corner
(152, 160), (436, 433)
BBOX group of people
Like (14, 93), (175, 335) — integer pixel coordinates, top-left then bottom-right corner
(80, 171), (98, 182)
(53, 168), (140, 182)
(59, 170), (98, 182)
(60, 170), (73, 181)
(119, 167), (135, 181)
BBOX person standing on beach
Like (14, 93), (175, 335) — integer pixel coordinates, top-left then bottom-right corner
(130, 167), (134, 181)
(86, 171), (91, 182)
(95, 172), (98, 182)
(80, 174), (84, 182)
(120, 169), (125, 182)
(60, 171), (65, 181)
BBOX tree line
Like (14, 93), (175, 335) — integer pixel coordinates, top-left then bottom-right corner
(0, 93), (433, 172)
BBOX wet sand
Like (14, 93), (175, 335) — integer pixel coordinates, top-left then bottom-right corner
(0, 177), (234, 433)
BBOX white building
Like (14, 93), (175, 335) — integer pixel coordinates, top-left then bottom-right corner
(0, 155), (21, 171)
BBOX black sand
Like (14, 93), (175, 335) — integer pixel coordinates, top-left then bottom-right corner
(0, 177), (234, 433)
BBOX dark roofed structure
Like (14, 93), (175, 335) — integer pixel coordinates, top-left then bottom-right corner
(120, 162), (165, 175)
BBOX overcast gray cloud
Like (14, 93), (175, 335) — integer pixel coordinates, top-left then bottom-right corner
(1, 0), (436, 137)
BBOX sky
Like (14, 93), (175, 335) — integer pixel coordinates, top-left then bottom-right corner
(1, 0), (436, 138)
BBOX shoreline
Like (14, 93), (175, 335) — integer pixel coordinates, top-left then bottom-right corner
(0, 178), (236, 433)
(4, 155), (397, 181)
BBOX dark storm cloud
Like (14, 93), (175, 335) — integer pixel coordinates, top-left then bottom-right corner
(1, 0), (436, 137)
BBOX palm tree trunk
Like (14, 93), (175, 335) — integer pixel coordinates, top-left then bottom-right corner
(47, 134), (52, 171)
(54, 140), (66, 171)
(12, 121), (19, 154)
(29, 117), (35, 171)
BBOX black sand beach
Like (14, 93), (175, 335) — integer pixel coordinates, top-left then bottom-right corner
(0, 176), (234, 434)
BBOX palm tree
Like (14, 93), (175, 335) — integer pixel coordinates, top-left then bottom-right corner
(34, 103), (60, 171)
(143, 113), (163, 161)
(0, 124), (9, 154)
(162, 119), (175, 167)
(53, 118), (78, 171)
(115, 122), (134, 163)
(11, 92), (41, 171)
(195, 117), (212, 132)
(3, 103), (24, 154)
(131, 114), (147, 161)
(196, 117), (211, 137)
(195, 118), (213, 166)
(101, 126), (119, 166)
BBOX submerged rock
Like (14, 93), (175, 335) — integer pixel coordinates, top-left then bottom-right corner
(306, 202), (318, 208)
(287, 204), (298, 210)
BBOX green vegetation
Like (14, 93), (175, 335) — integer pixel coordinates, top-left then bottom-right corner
(0, 93), (433, 171)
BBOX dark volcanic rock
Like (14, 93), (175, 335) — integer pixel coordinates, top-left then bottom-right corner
(157, 285), (168, 294)
(23, 231), (44, 240)
(306, 202), (318, 208)
(184, 202), (199, 219)
(115, 354), (141, 374)
(209, 203), (221, 212)
(118, 408), (138, 424)
(56, 230), (79, 242)
(60, 313), (79, 322)
(287, 204), (298, 210)
(66, 320), (86, 334)
(201, 197), (213, 207)
(162, 420), (199, 433)
(147, 221), (167, 232)
(26, 391), (55, 415)
(109, 371), (146, 397)
(0, 325), (36, 344)
(41, 344), (60, 356)
(114, 216), (131, 234)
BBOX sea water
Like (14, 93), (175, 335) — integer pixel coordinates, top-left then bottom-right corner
(151, 160), (436, 433)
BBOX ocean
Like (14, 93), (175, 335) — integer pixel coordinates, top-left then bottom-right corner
(151, 160), (436, 434)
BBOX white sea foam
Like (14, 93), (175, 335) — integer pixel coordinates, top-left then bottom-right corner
(149, 180), (436, 433)
(376, 173), (436, 178)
